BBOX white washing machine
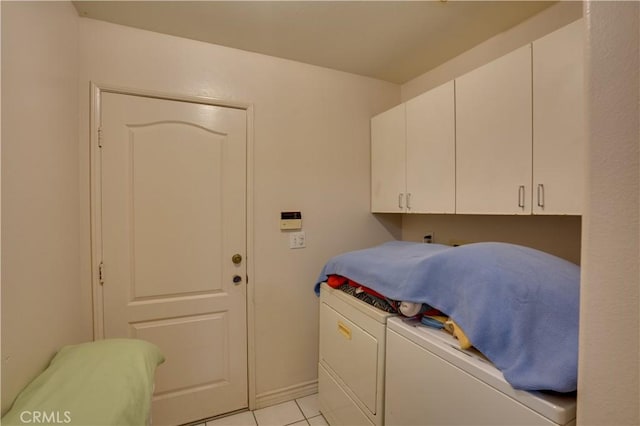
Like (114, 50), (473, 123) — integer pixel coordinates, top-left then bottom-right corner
(385, 317), (577, 426)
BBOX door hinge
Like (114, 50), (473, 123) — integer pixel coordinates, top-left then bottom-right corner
(98, 262), (105, 285)
(98, 127), (103, 148)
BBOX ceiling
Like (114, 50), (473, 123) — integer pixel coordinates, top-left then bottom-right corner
(72, 1), (554, 84)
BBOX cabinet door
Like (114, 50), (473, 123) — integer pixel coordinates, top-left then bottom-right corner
(406, 81), (455, 214)
(371, 104), (406, 213)
(456, 45), (533, 215)
(533, 19), (584, 215)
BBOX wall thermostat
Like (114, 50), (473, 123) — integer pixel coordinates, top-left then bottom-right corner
(280, 211), (302, 230)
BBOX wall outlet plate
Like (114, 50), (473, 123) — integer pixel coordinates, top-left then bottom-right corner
(449, 239), (471, 247)
(289, 231), (306, 249)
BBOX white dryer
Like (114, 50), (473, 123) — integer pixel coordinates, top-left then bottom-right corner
(318, 283), (395, 426)
(385, 317), (577, 426)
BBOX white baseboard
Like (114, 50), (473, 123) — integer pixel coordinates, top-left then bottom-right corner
(254, 379), (318, 410)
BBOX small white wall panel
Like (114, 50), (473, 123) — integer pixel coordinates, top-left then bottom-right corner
(456, 45), (533, 215)
(405, 81), (456, 213)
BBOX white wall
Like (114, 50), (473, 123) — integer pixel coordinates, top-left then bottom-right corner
(1, 1), (4, 410)
(76, 18), (400, 404)
(403, 215), (581, 264)
(1, 2), (89, 413)
(579, 1), (640, 423)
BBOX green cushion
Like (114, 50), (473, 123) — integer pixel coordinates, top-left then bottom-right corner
(2, 339), (164, 426)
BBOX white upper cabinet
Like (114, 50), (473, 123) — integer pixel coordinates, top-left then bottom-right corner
(532, 19), (584, 215)
(455, 45), (533, 215)
(406, 81), (455, 214)
(370, 20), (584, 216)
(371, 82), (455, 213)
(371, 104), (406, 213)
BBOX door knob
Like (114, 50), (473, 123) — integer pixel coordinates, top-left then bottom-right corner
(233, 275), (243, 284)
(232, 254), (242, 265)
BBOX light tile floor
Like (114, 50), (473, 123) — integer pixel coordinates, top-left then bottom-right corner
(194, 394), (327, 426)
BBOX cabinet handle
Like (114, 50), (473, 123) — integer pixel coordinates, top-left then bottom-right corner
(398, 193), (404, 209)
(518, 185), (525, 209)
(537, 184), (545, 208)
(406, 193), (412, 210)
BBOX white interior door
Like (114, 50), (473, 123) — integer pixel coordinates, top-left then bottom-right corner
(99, 92), (248, 425)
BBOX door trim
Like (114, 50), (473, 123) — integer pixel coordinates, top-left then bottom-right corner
(89, 82), (257, 410)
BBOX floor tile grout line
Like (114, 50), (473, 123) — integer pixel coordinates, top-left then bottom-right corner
(293, 398), (304, 419)
(292, 398), (309, 425)
(254, 399), (306, 426)
(294, 395), (321, 420)
(203, 394), (322, 426)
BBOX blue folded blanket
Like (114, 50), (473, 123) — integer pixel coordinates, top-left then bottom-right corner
(317, 241), (580, 393)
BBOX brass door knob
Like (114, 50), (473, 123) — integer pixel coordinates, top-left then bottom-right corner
(232, 254), (242, 265)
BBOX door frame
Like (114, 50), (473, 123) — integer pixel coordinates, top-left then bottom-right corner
(88, 82), (257, 410)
